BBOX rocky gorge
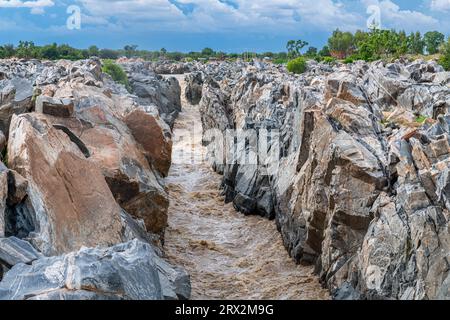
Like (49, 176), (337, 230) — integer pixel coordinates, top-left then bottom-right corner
(0, 57), (189, 300)
(0, 55), (448, 300)
(185, 58), (450, 300)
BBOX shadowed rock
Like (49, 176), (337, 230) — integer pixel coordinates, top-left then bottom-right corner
(36, 96), (74, 118)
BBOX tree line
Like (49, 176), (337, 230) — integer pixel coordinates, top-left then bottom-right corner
(1, 29), (449, 71)
(286, 29), (450, 72)
(0, 41), (288, 62)
(288, 29), (449, 63)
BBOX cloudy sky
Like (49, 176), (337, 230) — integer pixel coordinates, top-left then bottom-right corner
(0, 0), (449, 52)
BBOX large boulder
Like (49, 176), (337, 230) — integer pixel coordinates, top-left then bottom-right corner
(185, 72), (203, 105)
(120, 62), (181, 127)
(49, 84), (170, 237)
(0, 79), (34, 136)
(0, 239), (189, 300)
(124, 108), (173, 177)
(7, 113), (123, 255)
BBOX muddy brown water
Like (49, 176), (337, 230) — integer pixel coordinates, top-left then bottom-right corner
(164, 75), (329, 300)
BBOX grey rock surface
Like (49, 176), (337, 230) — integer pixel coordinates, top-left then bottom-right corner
(194, 58), (450, 300)
(0, 240), (165, 300)
(0, 236), (41, 267)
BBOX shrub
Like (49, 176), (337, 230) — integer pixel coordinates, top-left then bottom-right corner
(273, 58), (288, 65)
(323, 56), (337, 65)
(439, 39), (450, 71)
(287, 57), (307, 74)
(344, 57), (354, 64)
(102, 60), (131, 91)
(415, 115), (427, 124)
(314, 56), (324, 63)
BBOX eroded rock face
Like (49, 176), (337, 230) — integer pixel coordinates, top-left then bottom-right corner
(185, 72), (203, 105)
(47, 84), (170, 237)
(0, 58), (190, 300)
(150, 61), (190, 75)
(196, 58), (450, 300)
(124, 108), (173, 177)
(120, 61), (182, 127)
(0, 239), (189, 300)
(7, 113), (123, 255)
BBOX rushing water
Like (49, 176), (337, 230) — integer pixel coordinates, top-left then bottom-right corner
(164, 75), (329, 300)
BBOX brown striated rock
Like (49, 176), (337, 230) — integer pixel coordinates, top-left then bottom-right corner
(48, 84), (170, 237)
(124, 108), (173, 177)
(7, 113), (122, 255)
(35, 96), (74, 118)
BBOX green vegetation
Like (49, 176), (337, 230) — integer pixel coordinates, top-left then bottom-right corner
(439, 38), (450, 71)
(415, 115), (428, 124)
(273, 58), (288, 65)
(287, 57), (307, 74)
(286, 40), (309, 59)
(102, 60), (131, 91)
(320, 29), (447, 62)
(344, 57), (354, 64)
(0, 29), (448, 68)
(328, 29), (355, 59)
(424, 31), (445, 55)
(323, 56), (337, 64)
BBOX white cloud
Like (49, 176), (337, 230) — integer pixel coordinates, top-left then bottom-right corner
(0, 0), (54, 14)
(430, 0), (450, 11)
(362, 0), (438, 30)
(75, 0), (363, 33)
(30, 6), (45, 14)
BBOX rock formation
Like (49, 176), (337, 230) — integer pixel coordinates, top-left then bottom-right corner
(0, 57), (190, 299)
(191, 58), (450, 300)
(0, 54), (448, 300)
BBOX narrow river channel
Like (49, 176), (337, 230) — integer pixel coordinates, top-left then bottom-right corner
(164, 75), (329, 300)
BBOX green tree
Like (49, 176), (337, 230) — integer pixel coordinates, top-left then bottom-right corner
(88, 45), (100, 57)
(408, 32), (425, 55)
(56, 44), (83, 60)
(305, 47), (318, 57)
(318, 45), (331, 57)
(16, 41), (40, 59)
(99, 48), (119, 59)
(397, 30), (409, 55)
(160, 48), (167, 59)
(166, 51), (184, 61)
(124, 45), (138, 58)
(353, 30), (368, 46)
(2, 44), (15, 58)
(201, 47), (215, 57)
(439, 38), (450, 71)
(286, 40), (309, 58)
(41, 43), (59, 60)
(327, 29), (354, 59)
(424, 31), (445, 55)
